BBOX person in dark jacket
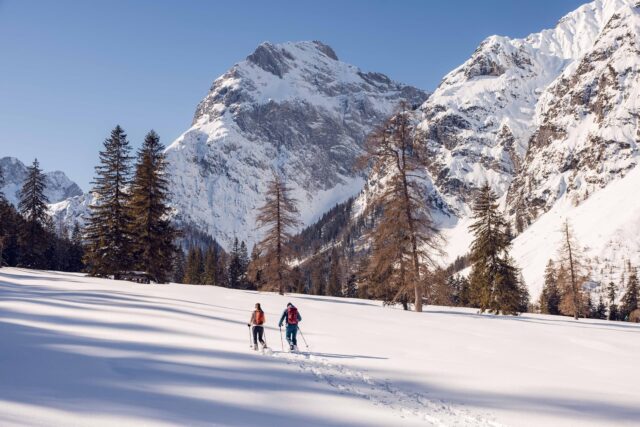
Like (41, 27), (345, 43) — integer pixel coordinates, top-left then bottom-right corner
(278, 302), (302, 351)
(248, 303), (267, 350)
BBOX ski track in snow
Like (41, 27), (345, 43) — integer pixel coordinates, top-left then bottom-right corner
(266, 348), (502, 427)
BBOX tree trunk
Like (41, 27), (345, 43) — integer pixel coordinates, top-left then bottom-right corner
(565, 223), (579, 320)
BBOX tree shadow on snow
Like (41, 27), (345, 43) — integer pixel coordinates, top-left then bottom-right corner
(0, 281), (374, 427)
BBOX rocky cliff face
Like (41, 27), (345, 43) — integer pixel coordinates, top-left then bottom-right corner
(165, 40), (427, 248)
(411, 0), (633, 220)
(0, 157), (83, 207)
(507, 4), (640, 225)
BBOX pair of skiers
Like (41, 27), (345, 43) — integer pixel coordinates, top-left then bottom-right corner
(247, 302), (302, 351)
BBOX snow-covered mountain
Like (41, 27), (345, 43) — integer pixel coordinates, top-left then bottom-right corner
(334, 0), (640, 297)
(34, 0), (640, 298)
(413, 0), (633, 217)
(0, 157), (83, 207)
(164, 41), (427, 248)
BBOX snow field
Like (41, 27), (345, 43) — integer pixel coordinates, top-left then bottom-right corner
(0, 268), (639, 426)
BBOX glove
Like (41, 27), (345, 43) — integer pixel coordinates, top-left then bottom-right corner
(278, 323), (282, 328)
(247, 323), (251, 327)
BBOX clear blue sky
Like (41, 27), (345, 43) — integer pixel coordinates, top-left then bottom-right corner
(0, 0), (585, 190)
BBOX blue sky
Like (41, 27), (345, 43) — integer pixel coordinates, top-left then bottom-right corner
(0, 0), (586, 190)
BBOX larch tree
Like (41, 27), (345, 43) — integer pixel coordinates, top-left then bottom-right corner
(359, 104), (444, 312)
(558, 220), (586, 320)
(129, 130), (177, 283)
(18, 159), (50, 268)
(255, 173), (301, 295)
(468, 183), (523, 315)
(326, 247), (343, 297)
(84, 126), (134, 278)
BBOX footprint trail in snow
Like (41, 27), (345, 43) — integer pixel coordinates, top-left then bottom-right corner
(270, 350), (502, 427)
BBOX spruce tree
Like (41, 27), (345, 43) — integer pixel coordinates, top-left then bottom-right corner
(607, 281), (619, 321)
(228, 237), (247, 289)
(326, 247), (343, 297)
(620, 267), (639, 321)
(540, 260), (561, 314)
(595, 296), (607, 320)
(203, 246), (218, 286)
(172, 249), (186, 283)
(129, 130), (177, 283)
(84, 126), (134, 278)
(184, 246), (204, 285)
(468, 184), (523, 315)
(255, 173), (301, 295)
(18, 159), (50, 268)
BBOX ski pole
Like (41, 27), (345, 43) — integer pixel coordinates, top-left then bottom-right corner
(279, 326), (284, 351)
(297, 326), (309, 349)
(248, 324), (252, 348)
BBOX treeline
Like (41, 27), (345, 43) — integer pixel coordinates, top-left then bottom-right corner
(0, 160), (83, 271)
(174, 237), (250, 289)
(246, 106), (529, 315)
(539, 253), (640, 322)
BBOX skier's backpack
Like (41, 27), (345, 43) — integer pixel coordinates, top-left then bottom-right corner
(287, 306), (299, 325)
(254, 310), (265, 325)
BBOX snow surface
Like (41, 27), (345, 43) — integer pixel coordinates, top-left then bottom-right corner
(1, 268), (639, 427)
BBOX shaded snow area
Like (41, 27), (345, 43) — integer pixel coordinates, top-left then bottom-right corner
(1, 269), (639, 426)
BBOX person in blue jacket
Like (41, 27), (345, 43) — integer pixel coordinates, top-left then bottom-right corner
(278, 302), (302, 351)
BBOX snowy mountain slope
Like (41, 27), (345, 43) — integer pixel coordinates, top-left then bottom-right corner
(415, 0), (632, 216)
(1, 267), (639, 427)
(511, 161), (640, 298)
(507, 3), (640, 222)
(339, 0), (640, 291)
(0, 157), (83, 207)
(165, 41), (427, 249)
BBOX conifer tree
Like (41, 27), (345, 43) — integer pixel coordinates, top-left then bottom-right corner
(468, 184), (523, 315)
(457, 275), (472, 307)
(290, 265), (304, 294)
(0, 167), (5, 200)
(129, 130), (177, 283)
(594, 295), (607, 319)
(344, 273), (358, 298)
(326, 247), (343, 297)
(607, 281), (619, 321)
(620, 267), (639, 321)
(255, 173), (301, 294)
(517, 272), (530, 313)
(18, 159), (50, 268)
(558, 221), (586, 319)
(173, 249), (186, 283)
(359, 104), (444, 311)
(540, 260), (561, 314)
(311, 262), (326, 296)
(228, 237), (249, 288)
(184, 246), (204, 285)
(84, 126), (134, 278)
(247, 245), (264, 288)
(202, 246), (217, 286)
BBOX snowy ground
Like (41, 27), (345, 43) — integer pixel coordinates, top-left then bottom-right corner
(1, 268), (639, 426)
